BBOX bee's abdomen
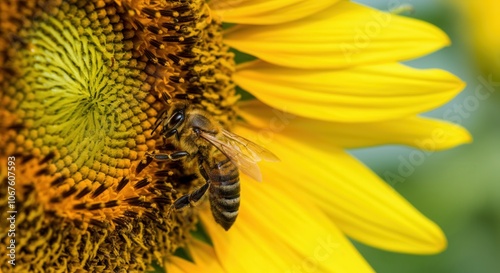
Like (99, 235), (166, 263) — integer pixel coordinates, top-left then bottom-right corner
(209, 173), (240, 231)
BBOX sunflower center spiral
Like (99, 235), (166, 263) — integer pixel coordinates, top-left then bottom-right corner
(0, 0), (236, 271)
(21, 7), (134, 172)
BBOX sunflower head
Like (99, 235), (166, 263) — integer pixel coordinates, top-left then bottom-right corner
(0, 0), (238, 271)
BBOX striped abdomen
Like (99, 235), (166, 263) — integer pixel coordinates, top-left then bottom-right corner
(208, 156), (240, 231)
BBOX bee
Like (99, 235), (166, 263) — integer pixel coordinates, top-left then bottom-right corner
(152, 103), (279, 230)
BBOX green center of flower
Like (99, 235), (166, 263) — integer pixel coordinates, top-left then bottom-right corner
(21, 9), (139, 172)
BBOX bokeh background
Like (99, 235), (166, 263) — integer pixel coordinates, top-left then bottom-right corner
(351, 0), (500, 272)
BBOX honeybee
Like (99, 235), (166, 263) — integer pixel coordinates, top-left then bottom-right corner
(152, 103), (279, 230)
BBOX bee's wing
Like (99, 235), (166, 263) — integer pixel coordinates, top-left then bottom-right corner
(221, 129), (280, 162)
(199, 132), (264, 182)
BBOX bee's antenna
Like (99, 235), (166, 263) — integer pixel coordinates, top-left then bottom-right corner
(151, 108), (168, 135)
(166, 204), (175, 222)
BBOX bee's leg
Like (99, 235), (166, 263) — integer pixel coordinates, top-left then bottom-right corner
(150, 151), (189, 161)
(138, 151), (188, 175)
(167, 181), (210, 219)
(173, 182), (210, 209)
(168, 164), (211, 214)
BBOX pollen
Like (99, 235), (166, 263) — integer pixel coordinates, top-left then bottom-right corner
(0, 0), (236, 272)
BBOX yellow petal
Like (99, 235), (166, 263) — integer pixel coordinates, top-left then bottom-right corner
(210, 0), (340, 25)
(201, 175), (375, 273)
(234, 61), (464, 122)
(234, 125), (447, 254)
(239, 100), (472, 150)
(166, 241), (226, 273)
(225, 1), (450, 69)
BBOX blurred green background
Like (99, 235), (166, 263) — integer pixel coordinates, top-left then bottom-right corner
(351, 1), (500, 272)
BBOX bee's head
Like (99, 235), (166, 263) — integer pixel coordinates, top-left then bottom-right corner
(154, 104), (218, 143)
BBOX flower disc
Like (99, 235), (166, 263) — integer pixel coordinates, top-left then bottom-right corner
(0, 0), (236, 271)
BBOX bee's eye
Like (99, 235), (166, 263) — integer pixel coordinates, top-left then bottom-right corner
(168, 111), (184, 128)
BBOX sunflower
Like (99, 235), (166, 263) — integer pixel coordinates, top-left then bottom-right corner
(0, 0), (470, 272)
